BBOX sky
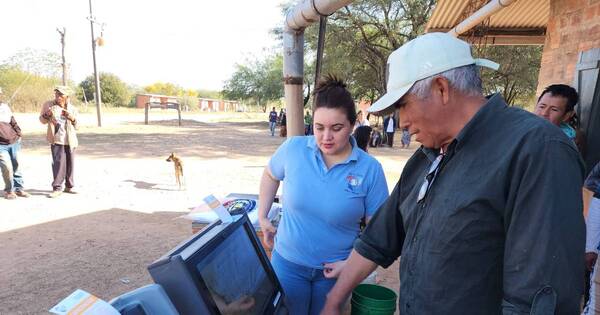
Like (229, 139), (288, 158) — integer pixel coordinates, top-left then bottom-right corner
(0, 0), (287, 91)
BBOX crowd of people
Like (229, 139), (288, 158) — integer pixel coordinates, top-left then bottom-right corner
(258, 32), (600, 315)
(1, 85), (78, 200)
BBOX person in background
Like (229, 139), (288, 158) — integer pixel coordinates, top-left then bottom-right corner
(534, 84), (586, 154)
(383, 113), (396, 147)
(322, 32), (584, 315)
(39, 86), (79, 198)
(279, 109), (287, 138)
(304, 110), (313, 135)
(258, 75), (388, 315)
(354, 110), (370, 131)
(400, 127), (411, 149)
(0, 87), (30, 199)
(269, 107), (278, 136)
(352, 126), (372, 153)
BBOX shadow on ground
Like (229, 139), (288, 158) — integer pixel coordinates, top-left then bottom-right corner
(24, 119), (285, 160)
(0, 208), (189, 314)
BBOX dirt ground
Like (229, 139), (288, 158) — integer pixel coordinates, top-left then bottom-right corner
(0, 110), (414, 314)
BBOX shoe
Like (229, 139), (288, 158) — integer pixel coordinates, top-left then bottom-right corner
(4, 192), (17, 200)
(63, 187), (77, 194)
(15, 190), (30, 198)
(48, 190), (62, 198)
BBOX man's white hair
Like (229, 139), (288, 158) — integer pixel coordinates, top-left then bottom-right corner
(408, 64), (483, 99)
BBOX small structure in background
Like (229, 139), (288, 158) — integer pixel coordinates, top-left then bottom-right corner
(137, 94), (182, 126)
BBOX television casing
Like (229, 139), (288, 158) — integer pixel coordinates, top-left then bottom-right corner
(148, 214), (286, 315)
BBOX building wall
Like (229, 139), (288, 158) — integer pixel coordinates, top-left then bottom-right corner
(538, 0), (600, 93)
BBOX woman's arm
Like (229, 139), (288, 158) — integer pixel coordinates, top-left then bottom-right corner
(258, 167), (280, 249)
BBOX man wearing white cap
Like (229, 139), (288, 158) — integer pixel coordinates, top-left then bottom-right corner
(322, 33), (584, 314)
(39, 86), (79, 198)
(0, 87), (30, 199)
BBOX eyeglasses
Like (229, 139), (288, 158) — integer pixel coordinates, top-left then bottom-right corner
(417, 154), (444, 203)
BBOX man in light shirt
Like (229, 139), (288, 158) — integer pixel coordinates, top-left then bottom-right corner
(39, 86), (79, 198)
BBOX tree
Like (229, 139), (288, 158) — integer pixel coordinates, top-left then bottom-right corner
(3, 48), (62, 78)
(197, 89), (222, 99)
(222, 54), (284, 112)
(80, 72), (131, 107)
(0, 65), (60, 112)
(303, 0), (436, 101)
(476, 45), (542, 107)
(143, 82), (182, 96)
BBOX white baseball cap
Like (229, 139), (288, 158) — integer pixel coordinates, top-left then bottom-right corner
(368, 32), (499, 113)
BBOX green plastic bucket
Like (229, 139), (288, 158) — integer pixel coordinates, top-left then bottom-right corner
(350, 284), (397, 315)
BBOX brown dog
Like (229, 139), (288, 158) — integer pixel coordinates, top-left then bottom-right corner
(166, 152), (184, 190)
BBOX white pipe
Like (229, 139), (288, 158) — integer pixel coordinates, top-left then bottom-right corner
(285, 0), (353, 31)
(448, 0), (516, 37)
(283, 0), (354, 137)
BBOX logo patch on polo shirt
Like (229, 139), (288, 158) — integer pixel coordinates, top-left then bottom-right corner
(346, 174), (363, 193)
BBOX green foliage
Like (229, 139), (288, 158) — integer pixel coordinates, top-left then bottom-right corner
(303, 0), (436, 102)
(0, 65), (61, 112)
(143, 82), (182, 96)
(197, 89), (222, 99)
(476, 45), (543, 107)
(3, 48), (62, 78)
(222, 53), (284, 112)
(79, 72), (132, 107)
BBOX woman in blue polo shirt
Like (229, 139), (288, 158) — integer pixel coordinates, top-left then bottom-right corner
(258, 75), (389, 315)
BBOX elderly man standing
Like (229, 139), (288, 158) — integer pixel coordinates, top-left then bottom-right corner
(39, 86), (79, 198)
(0, 87), (29, 199)
(322, 33), (585, 314)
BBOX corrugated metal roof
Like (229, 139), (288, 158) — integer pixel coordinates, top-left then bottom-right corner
(427, 0), (549, 32)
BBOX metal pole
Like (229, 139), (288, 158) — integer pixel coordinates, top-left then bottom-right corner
(312, 16), (327, 108)
(89, 0), (102, 127)
(283, 27), (305, 137)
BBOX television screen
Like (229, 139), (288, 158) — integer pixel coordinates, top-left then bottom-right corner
(195, 226), (275, 314)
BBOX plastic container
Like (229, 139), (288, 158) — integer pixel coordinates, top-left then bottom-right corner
(351, 284), (397, 315)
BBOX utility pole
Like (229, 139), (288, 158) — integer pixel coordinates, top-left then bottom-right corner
(57, 27), (68, 85)
(88, 0), (102, 127)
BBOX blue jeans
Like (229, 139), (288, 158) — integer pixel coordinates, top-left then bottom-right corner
(269, 121), (277, 136)
(0, 140), (24, 193)
(271, 250), (337, 315)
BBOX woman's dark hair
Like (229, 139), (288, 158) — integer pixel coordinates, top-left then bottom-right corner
(313, 74), (356, 124)
(538, 84), (580, 128)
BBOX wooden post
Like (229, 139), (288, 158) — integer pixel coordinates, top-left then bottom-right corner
(56, 27), (68, 85)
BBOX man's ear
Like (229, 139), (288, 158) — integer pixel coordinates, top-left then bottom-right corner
(432, 76), (451, 105)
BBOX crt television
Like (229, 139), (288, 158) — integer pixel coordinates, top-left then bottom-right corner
(148, 213), (287, 315)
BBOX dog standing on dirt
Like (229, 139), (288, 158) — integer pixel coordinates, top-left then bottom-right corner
(166, 152), (185, 190)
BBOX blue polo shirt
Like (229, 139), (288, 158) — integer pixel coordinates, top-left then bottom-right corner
(269, 136), (388, 268)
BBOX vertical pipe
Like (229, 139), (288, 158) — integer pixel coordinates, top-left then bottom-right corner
(312, 16), (327, 108)
(89, 0), (102, 127)
(283, 27), (305, 137)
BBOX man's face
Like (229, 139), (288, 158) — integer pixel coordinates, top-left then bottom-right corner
(54, 91), (67, 106)
(397, 92), (446, 149)
(534, 93), (571, 126)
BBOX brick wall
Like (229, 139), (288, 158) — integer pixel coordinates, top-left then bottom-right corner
(538, 0), (600, 94)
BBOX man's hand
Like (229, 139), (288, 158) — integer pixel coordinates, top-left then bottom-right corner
(258, 217), (277, 249)
(323, 260), (346, 279)
(42, 109), (53, 120)
(586, 252), (598, 272)
(62, 110), (75, 122)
